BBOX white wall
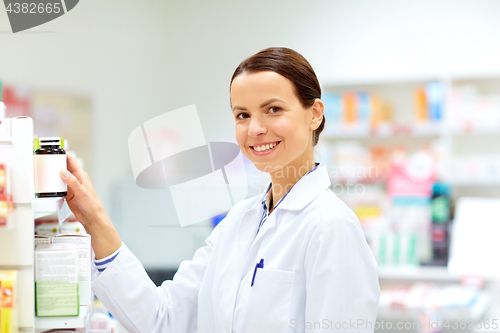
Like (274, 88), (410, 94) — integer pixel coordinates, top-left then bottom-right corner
(2, 0), (500, 268)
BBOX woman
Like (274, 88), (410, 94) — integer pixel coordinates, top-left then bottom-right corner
(60, 47), (380, 332)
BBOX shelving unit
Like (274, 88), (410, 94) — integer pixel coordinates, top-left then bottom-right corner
(0, 134), (88, 332)
(321, 75), (500, 332)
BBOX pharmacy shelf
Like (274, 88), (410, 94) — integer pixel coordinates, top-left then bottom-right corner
(377, 292), (491, 322)
(447, 180), (500, 187)
(322, 124), (500, 140)
(322, 123), (443, 139)
(35, 305), (87, 332)
(33, 197), (71, 223)
(378, 266), (462, 282)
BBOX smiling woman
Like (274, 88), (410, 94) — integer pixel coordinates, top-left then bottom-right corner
(61, 47), (380, 333)
(230, 49), (325, 203)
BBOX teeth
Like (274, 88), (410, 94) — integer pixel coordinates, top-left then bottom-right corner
(254, 142), (277, 152)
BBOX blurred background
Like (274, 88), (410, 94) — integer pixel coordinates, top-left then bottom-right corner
(2, 0), (500, 332)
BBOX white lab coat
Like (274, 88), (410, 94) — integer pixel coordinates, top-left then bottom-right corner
(91, 164), (380, 333)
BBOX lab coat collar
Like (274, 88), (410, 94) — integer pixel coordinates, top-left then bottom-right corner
(275, 163), (331, 211)
(246, 163), (331, 213)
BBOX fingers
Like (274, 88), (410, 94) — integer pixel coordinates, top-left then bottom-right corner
(66, 154), (88, 182)
(60, 169), (84, 197)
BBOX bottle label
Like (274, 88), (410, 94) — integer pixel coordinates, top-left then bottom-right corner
(35, 154), (67, 193)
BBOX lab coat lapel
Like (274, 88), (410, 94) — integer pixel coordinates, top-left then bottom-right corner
(277, 164), (331, 211)
(220, 191), (264, 321)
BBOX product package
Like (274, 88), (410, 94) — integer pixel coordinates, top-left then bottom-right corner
(35, 222), (60, 237)
(0, 165), (8, 194)
(60, 221), (86, 235)
(0, 270), (17, 333)
(52, 234), (91, 306)
(35, 243), (79, 317)
(0, 195), (14, 228)
(34, 235), (50, 249)
(0, 164), (13, 228)
(34, 137), (67, 198)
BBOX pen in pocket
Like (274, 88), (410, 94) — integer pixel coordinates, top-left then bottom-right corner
(251, 258), (264, 287)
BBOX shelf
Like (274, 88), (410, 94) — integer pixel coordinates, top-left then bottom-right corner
(447, 179), (500, 187)
(378, 266), (461, 282)
(322, 123), (500, 140)
(35, 305), (87, 331)
(377, 292), (491, 322)
(33, 197), (71, 223)
(323, 123), (443, 139)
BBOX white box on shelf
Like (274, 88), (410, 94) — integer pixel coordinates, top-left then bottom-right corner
(52, 234), (92, 306)
(33, 197), (71, 223)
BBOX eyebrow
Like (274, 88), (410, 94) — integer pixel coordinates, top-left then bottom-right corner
(232, 98), (286, 112)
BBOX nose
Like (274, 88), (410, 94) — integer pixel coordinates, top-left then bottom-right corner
(248, 115), (267, 138)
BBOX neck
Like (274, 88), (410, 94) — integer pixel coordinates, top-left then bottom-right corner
(269, 158), (316, 209)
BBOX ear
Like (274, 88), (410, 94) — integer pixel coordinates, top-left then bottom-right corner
(309, 98), (324, 131)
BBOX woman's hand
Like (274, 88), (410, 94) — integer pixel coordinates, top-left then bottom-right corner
(60, 154), (122, 259)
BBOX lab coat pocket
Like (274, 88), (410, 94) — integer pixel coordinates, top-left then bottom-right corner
(243, 269), (295, 333)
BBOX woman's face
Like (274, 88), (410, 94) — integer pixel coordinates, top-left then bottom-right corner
(230, 71), (322, 174)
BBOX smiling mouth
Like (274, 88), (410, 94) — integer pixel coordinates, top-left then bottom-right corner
(250, 141), (281, 152)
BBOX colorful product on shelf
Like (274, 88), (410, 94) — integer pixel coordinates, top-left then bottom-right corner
(60, 221), (86, 235)
(0, 271), (16, 333)
(413, 82), (446, 123)
(0, 165), (6, 194)
(430, 182), (452, 266)
(35, 243), (79, 317)
(387, 150), (436, 198)
(323, 90), (394, 135)
(0, 164), (14, 228)
(35, 221), (60, 237)
(321, 92), (342, 124)
(343, 92), (358, 125)
(357, 92), (371, 125)
(425, 82), (446, 121)
(0, 195), (14, 228)
(414, 86), (429, 122)
(372, 231), (418, 267)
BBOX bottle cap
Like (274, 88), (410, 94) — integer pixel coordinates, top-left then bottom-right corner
(39, 137), (61, 146)
(432, 182), (451, 196)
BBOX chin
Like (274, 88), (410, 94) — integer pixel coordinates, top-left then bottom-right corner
(252, 162), (281, 174)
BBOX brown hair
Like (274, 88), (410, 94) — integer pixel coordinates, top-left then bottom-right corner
(230, 47), (325, 146)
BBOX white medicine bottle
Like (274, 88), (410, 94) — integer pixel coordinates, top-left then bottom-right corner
(34, 137), (67, 198)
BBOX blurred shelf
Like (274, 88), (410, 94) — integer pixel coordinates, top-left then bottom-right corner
(35, 305), (87, 331)
(33, 197), (71, 223)
(377, 292), (490, 322)
(322, 123), (442, 139)
(333, 178), (500, 187)
(322, 123), (500, 140)
(378, 266), (461, 282)
(447, 180), (500, 187)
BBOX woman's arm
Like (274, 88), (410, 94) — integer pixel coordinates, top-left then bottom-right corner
(60, 154), (122, 259)
(60, 153), (218, 332)
(91, 227), (220, 332)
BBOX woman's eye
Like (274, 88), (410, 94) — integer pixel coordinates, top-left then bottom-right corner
(236, 112), (249, 120)
(268, 106), (281, 114)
